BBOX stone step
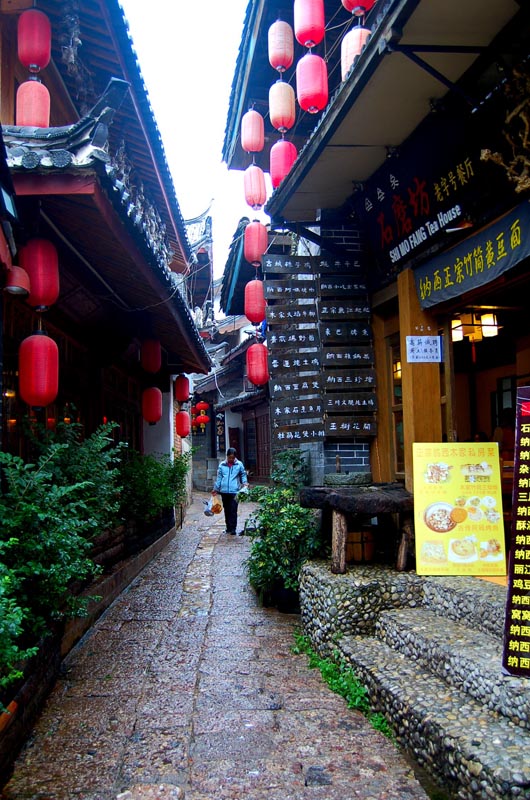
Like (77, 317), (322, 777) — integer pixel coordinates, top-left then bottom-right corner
(377, 606), (530, 731)
(336, 634), (530, 800)
(421, 576), (507, 639)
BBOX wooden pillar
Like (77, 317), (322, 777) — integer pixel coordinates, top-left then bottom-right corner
(331, 509), (347, 574)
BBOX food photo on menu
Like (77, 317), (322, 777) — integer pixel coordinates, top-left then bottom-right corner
(412, 444), (507, 576)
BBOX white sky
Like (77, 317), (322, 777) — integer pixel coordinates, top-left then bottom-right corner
(119, 0), (270, 278)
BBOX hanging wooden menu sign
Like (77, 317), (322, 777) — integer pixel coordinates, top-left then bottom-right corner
(319, 301), (371, 320)
(271, 397), (324, 420)
(270, 374), (322, 399)
(323, 368), (376, 392)
(322, 345), (375, 367)
(264, 279), (317, 301)
(268, 329), (320, 349)
(316, 253), (364, 274)
(324, 393), (377, 413)
(272, 421), (326, 444)
(320, 323), (372, 344)
(266, 305), (318, 325)
(319, 279), (367, 297)
(325, 417), (377, 437)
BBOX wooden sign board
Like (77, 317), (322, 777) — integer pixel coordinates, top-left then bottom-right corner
(266, 304), (318, 324)
(270, 354), (321, 371)
(270, 375), (322, 398)
(319, 302), (371, 320)
(325, 417), (377, 437)
(265, 280), (317, 301)
(271, 397), (324, 417)
(324, 392), (377, 412)
(272, 422), (326, 443)
(263, 255), (316, 274)
(320, 324), (372, 344)
(317, 254), (364, 274)
(322, 345), (375, 367)
(319, 280), (367, 297)
(323, 368), (377, 391)
(268, 330), (320, 348)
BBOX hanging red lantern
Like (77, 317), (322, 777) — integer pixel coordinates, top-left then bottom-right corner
(342, 0), (377, 16)
(247, 343), (269, 386)
(196, 399), (210, 413)
(241, 109), (264, 153)
(296, 52), (328, 113)
(195, 412), (210, 431)
(244, 221), (268, 266)
(190, 404), (197, 418)
(341, 26), (371, 80)
(175, 410), (191, 438)
(19, 331), (59, 408)
(294, 0), (325, 48)
(244, 165), (266, 210)
(268, 20), (294, 72)
(16, 79), (50, 127)
(18, 9), (51, 72)
(141, 339), (162, 373)
(270, 139), (298, 188)
(244, 280), (266, 325)
(174, 374), (190, 403)
(269, 81), (296, 132)
(4, 265), (31, 297)
(142, 387), (162, 425)
(19, 237), (59, 309)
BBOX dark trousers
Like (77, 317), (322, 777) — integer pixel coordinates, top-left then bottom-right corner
(221, 493), (238, 532)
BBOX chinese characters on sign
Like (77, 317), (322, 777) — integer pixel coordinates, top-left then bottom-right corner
(406, 336), (443, 363)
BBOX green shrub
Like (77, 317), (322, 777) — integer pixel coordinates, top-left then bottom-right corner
(270, 448), (310, 490)
(119, 449), (191, 523)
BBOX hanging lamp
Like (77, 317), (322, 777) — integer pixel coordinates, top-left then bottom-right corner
(18, 238), (59, 309)
(270, 139), (297, 188)
(294, 0), (325, 48)
(195, 411), (210, 431)
(341, 25), (371, 80)
(142, 387), (162, 425)
(244, 221), (268, 266)
(269, 80), (296, 132)
(342, 0), (377, 15)
(175, 410), (191, 438)
(174, 374), (190, 403)
(268, 20), (294, 72)
(244, 280), (266, 325)
(140, 339), (162, 373)
(244, 165), (267, 210)
(15, 78), (50, 127)
(296, 52), (328, 113)
(4, 265), (31, 296)
(196, 399), (210, 414)
(247, 342), (270, 386)
(241, 109), (264, 153)
(17, 9), (51, 72)
(19, 330), (59, 408)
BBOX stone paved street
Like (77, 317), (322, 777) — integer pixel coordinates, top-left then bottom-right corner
(1, 494), (429, 800)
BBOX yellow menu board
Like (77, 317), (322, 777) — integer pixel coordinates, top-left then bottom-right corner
(413, 443), (507, 576)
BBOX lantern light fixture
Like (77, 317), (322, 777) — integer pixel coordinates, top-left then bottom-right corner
(270, 139), (297, 188)
(268, 20), (294, 73)
(269, 80), (296, 132)
(174, 374), (190, 403)
(247, 342), (270, 386)
(244, 220), (268, 266)
(18, 330), (59, 408)
(451, 312), (499, 343)
(175, 410), (191, 438)
(241, 108), (264, 153)
(19, 237), (59, 310)
(294, 0), (325, 48)
(17, 9), (51, 72)
(140, 339), (162, 373)
(342, 0), (377, 16)
(4, 265), (31, 296)
(244, 164), (267, 210)
(296, 52), (328, 113)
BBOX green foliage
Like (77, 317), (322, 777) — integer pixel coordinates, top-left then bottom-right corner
(0, 571), (38, 700)
(292, 630), (395, 739)
(270, 448), (310, 490)
(119, 449), (191, 523)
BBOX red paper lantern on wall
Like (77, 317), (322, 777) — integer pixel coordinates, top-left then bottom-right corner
(196, 400), (210, 414)
(341, 26), (371, 80)
(270, 139), (298, 188)
(342, 0), (377, 16)
(241, 109), (264, 153)
(4, 265), (31, 297)
(244, 165), (266, 210)
(19, 331), (59, 408)
(141, 339), (162, 373)
(174, 374), (190, 403)
(16, 79), (50, 127)
(142, 387), (162, 425)
(19, 238), (59, 309)
(195, 412), (210, 431)
(247, 343), (269, 386)
(244, 280), (266, 325)
(268, 20), (294, 72)
(296, 52), (328, 113)
(294, 0), (325, 48)
(244, 221), (268, 266)
(175, 410), (191, 438)
(269, 81), (296, 132)
(18, 9), (51, 72)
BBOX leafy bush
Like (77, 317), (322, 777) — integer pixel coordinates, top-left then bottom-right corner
(270, 448), (310, 490)
(119, 449), (191, 523)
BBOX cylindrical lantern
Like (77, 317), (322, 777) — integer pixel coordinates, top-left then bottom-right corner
(175, 410), (191, 438)
(141, 339), (162, 373)
(268, 20), (294, 72)
(142, 387), (162, 425)
(16, 79), (50, 127)
(196, 399), (210, 413)
(341, 26), (371, 80)
(244, 165), (267, 210)
(244, 221), (268, 266)
(342, 0), (377, 16)
(18, 9), (51, 72)
(244, 280), (266, 325)
(247, 343), (269, 386)
(174, 374), (190, 403)
(19, 238), (59, 309)
(296, 52), (328, 114)
(294, 0), (325, 48)
(270, 139), (298, 188)
(4, 265), (31, 296)
(241, 109), (264, 153)
(19, 331), (59, 408)
(269, 80), (296, 132)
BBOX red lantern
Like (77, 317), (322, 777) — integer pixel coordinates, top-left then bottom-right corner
(296, 52), (328, 114)
(190, 404), (197, 418)
(244, 165), (266, 210)
(174, 374), (190, 403)
(18, 9), (51, 72)
(142, 387), (162, 425)
(19, 238), (59, 309)
(244, 221), (268, 266)
(19, 331), (59, 408)
(342, 0), (377, 16)
(16, 79), (50, 127)
(195, 412), (210, 431)
(244, 280), (266, 325)
(175, 410), (191, 438)
(270, 139), (298, 188)
(268, 20), (294, 72)
(247, 343), (269, 386)
(196, 400), (210, 413)
(294, 0), (325, 48)
(269, 81), (296, 132)
(341, 26), (371, 80)
(241, 109), (264, 153)
(4, 265), (31, 297)
(141, 339), (162, 373)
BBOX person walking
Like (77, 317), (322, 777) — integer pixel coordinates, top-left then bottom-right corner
(212, 447), (249, 534)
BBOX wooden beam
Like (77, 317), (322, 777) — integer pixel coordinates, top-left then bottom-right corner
(13, 173), (97, 196)
(331, 509), (347, 574)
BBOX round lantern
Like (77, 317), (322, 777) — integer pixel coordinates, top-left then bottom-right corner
(244, 221), (268, 266)
(294, 0), (325, 48)
(195, 412), (210, 431)
(19, 237), (59, 309)
(174, 374), (190, 403)
(341, 26), (371, 80)
(16, 79), (50, 127)
(241, 109), (264, 153)
(247, 342), (269, 386)
(142, 387), (162, 425)
(175, 410), (191, 438)
(296, 52), (328, 114)
(342, 0), (377, 15)
(245, 280), (266, 325)
(19, 331), (59, 408)
(268, 20), (294, 72)
(269, 81), (296, 132)
(18, 9), (51, 72)
(270, 139), (298, 188)
(244, 165), (267, 210)
(141, 339), (162, 373)
(196, 399), (210, 414)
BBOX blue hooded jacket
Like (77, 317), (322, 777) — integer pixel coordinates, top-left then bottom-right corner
(213, 458), (248, 495)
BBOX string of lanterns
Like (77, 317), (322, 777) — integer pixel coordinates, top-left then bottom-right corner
(175, 374), (191, 438)
(16, 8), (51, 127)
